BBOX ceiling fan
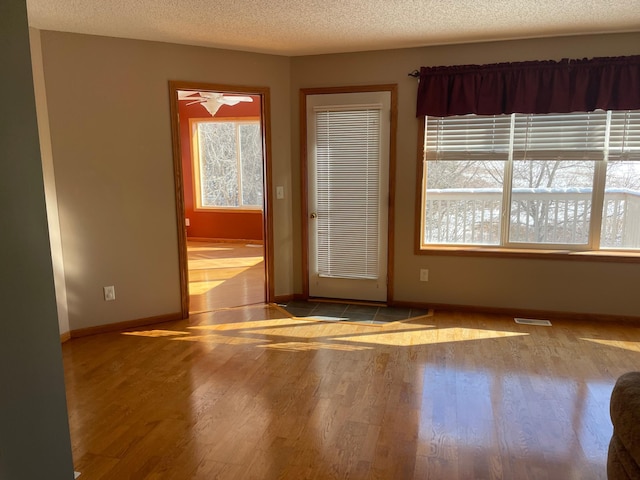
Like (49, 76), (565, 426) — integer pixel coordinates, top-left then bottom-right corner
(177, 90), (254, 116)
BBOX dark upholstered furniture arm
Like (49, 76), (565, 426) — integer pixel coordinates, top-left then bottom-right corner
(608, 372), (640, 480)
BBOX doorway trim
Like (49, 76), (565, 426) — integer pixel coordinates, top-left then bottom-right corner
(169, 81), (275, 318)
(300, 84), (397, 303)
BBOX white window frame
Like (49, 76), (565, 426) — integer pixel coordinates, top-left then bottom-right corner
(191, 117), (263, 212)
(418, 110), (640, 256)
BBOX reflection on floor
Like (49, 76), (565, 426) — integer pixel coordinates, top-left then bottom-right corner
(188, 240), (265, 313)
(277, 299), (431, 325)
(63, 304), (640, 479)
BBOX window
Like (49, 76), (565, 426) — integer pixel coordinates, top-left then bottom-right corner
(191, 118), (263, 210)
(420, 110), (640, 251)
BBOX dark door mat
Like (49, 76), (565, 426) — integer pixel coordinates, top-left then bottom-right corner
(274, 300), (433, 326)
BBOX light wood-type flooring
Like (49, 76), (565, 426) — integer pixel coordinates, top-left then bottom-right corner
(187, 240), (265, 313)
(63, 305), (640, 479)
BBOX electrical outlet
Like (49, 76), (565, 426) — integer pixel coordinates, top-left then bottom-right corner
(420, 269), (429, 282)
(103, 285), (116, 301)
(185, 218), (190, 227)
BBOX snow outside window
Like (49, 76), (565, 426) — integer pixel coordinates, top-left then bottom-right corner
(192, 119), (263, 210)
(421, 110), (640, 251)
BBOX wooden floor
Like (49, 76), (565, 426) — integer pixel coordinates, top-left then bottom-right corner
(62, 306), (640, 479)
(187, 240), (265, 313)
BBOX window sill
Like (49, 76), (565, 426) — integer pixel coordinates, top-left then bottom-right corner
(417, 245), (640, 263)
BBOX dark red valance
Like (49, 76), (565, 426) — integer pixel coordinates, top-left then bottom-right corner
(416, 55), (640, 117)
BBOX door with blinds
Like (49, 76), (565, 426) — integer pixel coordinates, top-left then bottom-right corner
(306, 91), (391, 302)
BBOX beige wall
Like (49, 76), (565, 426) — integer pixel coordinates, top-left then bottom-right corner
(40, 31), (292, 330)
(291, 33), (640, 317)
(39, 30), (640, 330)
(30, 28), (70, 337)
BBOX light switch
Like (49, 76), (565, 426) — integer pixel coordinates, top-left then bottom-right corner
(276, 186), (285, 199)
(103, 285), (116, 301)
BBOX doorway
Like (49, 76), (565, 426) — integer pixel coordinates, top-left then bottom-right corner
(301, 85), (397, 304)
(169, 81), (274, 317)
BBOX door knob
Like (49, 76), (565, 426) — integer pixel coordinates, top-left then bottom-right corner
(310, 212), (317, 219)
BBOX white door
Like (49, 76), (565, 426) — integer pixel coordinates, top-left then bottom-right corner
(306, 91), (390, 302)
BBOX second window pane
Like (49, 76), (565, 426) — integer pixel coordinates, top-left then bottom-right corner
(509, 160), (595, 245)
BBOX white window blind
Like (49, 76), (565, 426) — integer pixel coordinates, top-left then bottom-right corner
(512, 112), (608, 161)
(426, 114), (512, 161)
(315, 105), (382, 279)
(425, 110), (640, 161)
(609, 111), (640, 160)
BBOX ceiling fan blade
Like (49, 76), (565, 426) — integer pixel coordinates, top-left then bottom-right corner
(220, 96), (254, 106)
(177, 90), (202, 100)
(198, 92), (222, 100)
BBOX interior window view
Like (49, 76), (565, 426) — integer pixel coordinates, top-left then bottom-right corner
(5, 1), (640, 479)
(178, 90), (266, 312)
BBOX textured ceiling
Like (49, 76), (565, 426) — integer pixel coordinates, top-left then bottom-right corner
(26, 0), (640, 56)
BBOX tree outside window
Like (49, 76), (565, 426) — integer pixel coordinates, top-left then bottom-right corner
(421, 110), (640, 250)
(193, 119), (263, 210)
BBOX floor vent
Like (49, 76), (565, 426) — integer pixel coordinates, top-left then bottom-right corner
(514, 318), (552, 326)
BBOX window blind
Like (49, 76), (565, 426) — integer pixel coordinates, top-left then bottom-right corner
(512, 112), (608, 161)
(315, 105), (382, 280)
(609, 111), (640, 161)
(425, 115), (512, 161)
(425, 110), (640, 162)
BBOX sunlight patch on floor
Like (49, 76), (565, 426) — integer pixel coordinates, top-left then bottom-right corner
(188, 317), (305, 332)
(121, 307), (530, 350)
(339, 327), (528, 346)
(188, 280), (226, 295)
(188, 257), (263, 270)
(121, 327), (525, 348)
(172, 334), (268, 345)
(187, 245), (234, 252)
(122, 330), (191, 338)
(190, 267), (252, 278)
(580, 337), (640, 352)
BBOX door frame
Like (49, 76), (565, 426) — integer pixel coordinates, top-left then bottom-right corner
(169, 80), (275, 317)
(300, 84), (397, 303)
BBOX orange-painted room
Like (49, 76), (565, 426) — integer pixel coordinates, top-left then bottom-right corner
(178, 93), (264, 242)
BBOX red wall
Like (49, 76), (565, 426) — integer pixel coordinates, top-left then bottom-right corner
(179, 95), (264, 241)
